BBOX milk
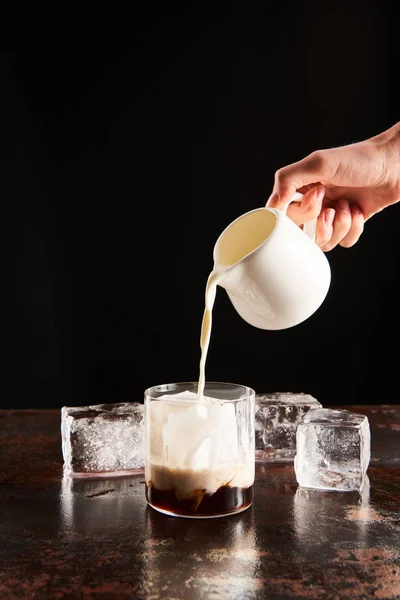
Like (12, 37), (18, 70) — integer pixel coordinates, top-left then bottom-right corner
(197, 267), (226, 400)
(147, 461), (255, 499)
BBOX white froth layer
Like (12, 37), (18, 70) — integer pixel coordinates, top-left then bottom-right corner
(156, 390), (217, 403)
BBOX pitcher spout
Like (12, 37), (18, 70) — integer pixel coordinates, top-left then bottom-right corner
(214, 261), (247, 293)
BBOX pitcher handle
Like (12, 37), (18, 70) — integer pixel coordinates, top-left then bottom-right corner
(281, 192), (317, 242)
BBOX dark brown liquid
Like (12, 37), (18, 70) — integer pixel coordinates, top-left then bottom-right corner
(146, 484), (254, 517)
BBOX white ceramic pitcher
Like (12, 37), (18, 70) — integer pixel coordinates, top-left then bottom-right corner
(213, 194), (331, 330)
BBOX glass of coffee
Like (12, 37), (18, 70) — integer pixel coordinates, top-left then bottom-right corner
(144, 381), (255, 519)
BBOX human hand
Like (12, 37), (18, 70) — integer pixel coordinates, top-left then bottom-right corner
(267, 123), (400, 251)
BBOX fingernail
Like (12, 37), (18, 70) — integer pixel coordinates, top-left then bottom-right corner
(267, 192), (279, 206)
(324, 208), (335, 226)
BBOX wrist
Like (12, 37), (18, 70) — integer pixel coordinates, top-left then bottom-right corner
(369, 123), (400, 178)
(388, 122), (400, 160)
(373, 122), (400, 155)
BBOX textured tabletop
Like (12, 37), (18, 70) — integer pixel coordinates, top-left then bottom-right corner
(0, 405), (399, 599)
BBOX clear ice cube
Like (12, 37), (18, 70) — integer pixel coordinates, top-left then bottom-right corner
(255, 392), (322, 460)
(159, 400), (239, 469)
(294, 408), (371, 491)
(149, 392), (240, 470)
(61, 402), (144, 476)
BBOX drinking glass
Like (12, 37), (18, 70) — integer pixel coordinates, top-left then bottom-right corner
(144, 381), (255, 519)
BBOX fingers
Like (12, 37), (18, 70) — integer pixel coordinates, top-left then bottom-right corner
(319, 200), (352, 251)
(286, 185), (325, 226)
(267, 150), (334, 209)
(277, 185), (364, 251)
(339, 204), (364, 248)
(316, 208), (336, 248)
(316, 201), (364, 251)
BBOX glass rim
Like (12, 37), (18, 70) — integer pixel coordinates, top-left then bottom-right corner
(144, 380), (256, 402)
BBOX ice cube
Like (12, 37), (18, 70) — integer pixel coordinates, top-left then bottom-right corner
(61, 402), (144, 476)
(294, 408), (371, 491)
(255, 392), (322, 460)
(150, 395), (239, 470)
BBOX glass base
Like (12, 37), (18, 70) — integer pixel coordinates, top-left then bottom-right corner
(145, 483), (254, 519)
(147, 500), (253, 519)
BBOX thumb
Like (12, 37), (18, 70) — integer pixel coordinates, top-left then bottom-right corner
(266, 153), (326, 209)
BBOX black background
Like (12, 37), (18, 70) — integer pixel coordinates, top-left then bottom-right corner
(4, 1), (400, 409)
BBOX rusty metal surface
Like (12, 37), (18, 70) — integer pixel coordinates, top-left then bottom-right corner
(0, 405), (399, 599)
